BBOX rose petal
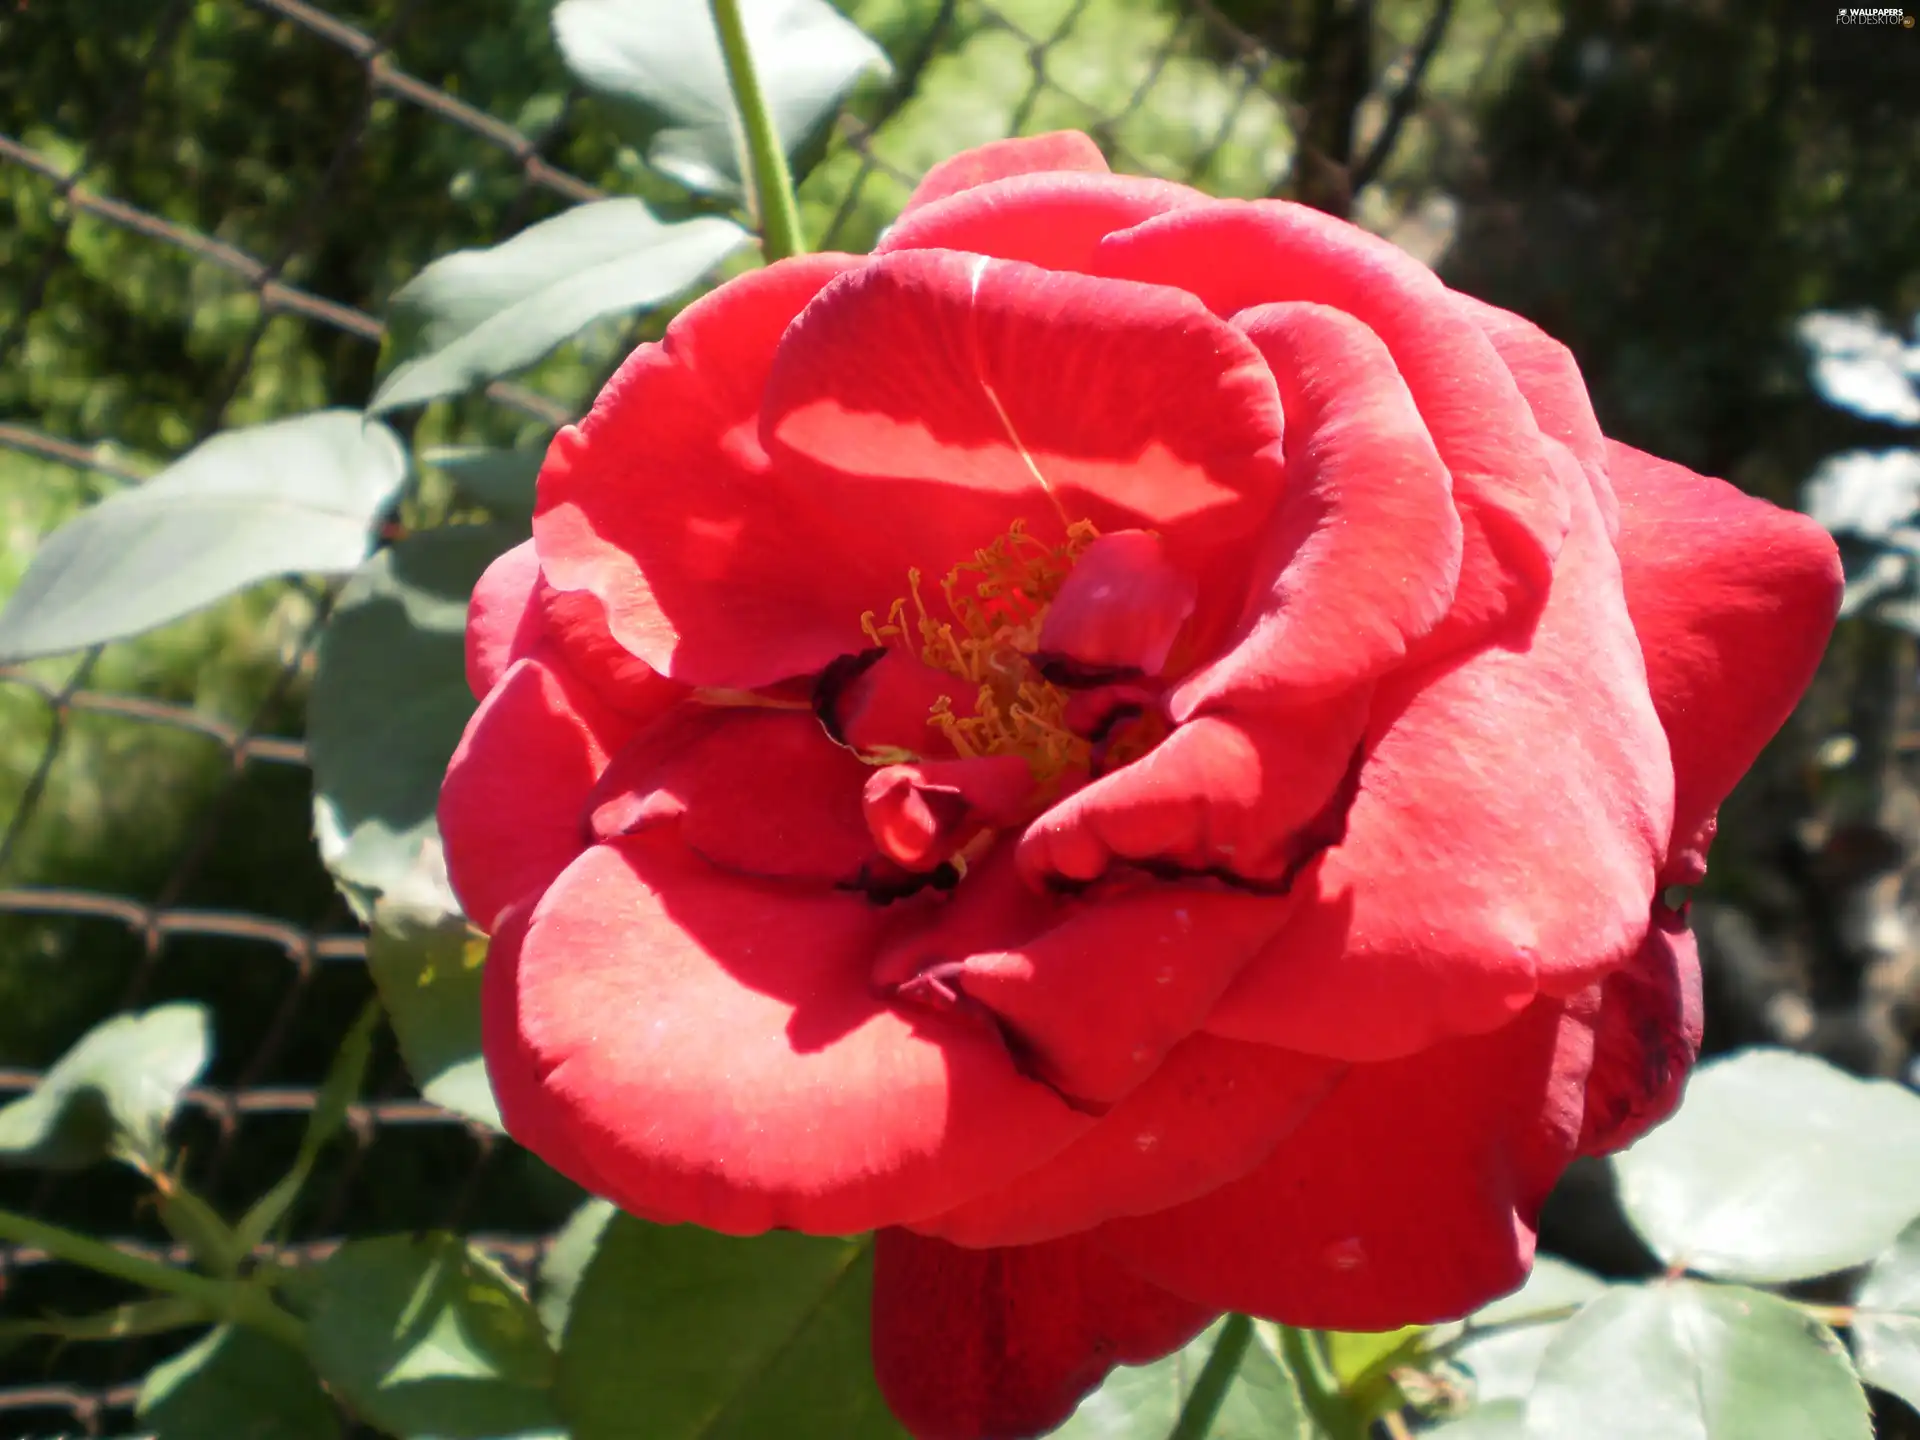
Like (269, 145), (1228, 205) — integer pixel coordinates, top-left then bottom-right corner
(1014, 697), (1369, 889)
(913, 1034), (1343, 1247)
(1170, 301), (1462, 717)
(880, 171), (1203, 273)
(1096, 200), (1570, 646)
(1036, 530), (1197, 682)
(538, 583), (684, 719)
(888, 874), (1306, 1108)
(1453, 292), (1618, 539)
(863, 756), (1034, 871)
(465, 539), (544, 700)
(480, 900), (678, 1223)
(897, 132), (1112, 218)
(587, 708), (878, 884)
(460, 538), (684, 721)
(871, 1228), (1213, 1440)
(761, 248), (1285, 655)
(1206, 468), (1671, 1060)
(439, 655), (635, 929)
(1608, 441), (1841, 879)
(816, 648), (964, 760)
(1096, 994), (1596, 1330)
(1578, 916), (1702, 1156)
(485, 836), (1090, 1235)
(871, 844), (1057, 984)
(533, 253), (878, 689)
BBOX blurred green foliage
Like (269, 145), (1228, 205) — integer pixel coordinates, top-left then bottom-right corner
(1444, 0), (1920, 499)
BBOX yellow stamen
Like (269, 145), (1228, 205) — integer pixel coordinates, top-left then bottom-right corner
(864, 519), (1101, 788)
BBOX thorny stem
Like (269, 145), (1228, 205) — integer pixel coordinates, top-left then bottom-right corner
(709, 0), (807, 261)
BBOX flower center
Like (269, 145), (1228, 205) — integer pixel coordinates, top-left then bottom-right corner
(859, 519), (1101, 788)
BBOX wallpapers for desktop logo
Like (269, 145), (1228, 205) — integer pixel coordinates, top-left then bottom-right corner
(1835, 6), (1915, 22)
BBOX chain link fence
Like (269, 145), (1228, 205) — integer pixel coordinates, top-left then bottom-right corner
(0, 0), (1551, 1431)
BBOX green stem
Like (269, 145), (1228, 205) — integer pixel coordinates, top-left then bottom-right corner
(1167, 1313), (1254, 1440)
(155, 1183), (247, 1277)
(0, 1205), (304, 1350)
(1280, 1328), (1372, 1440)
(709, 0), (806, 260)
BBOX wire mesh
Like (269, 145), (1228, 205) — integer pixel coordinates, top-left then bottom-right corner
(0, 0), (1524, 1431)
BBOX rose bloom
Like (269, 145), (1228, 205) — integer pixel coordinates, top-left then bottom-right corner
(441, 134), (1840, 1438)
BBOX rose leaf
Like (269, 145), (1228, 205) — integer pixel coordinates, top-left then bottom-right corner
(1053, 1317), (1311, 1438)
(1522, 1281), (1869, 1439)
(1422, 1400), (1527, 1438)
(1612, 1047), (1920, 1283)
(0, 410), (405, 663)
(0, 1002), (209, 1171)
(551, 0), (888, 198)
(556, 1216), (905, 1438)
(421, 443), (550, 523)
(1445, 1256), (1608, 1406)
(308, 523), (520, 913)
(365, 898), (501, 1131)
(138, 1324), (341, 1440)
(304, 1233), (562, 1439)
(534, 1197), (617, 1350)
(1849, 1216), (1920, 1414)
(369, 200), (747, 413)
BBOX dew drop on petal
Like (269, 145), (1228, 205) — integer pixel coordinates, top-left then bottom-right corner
(1325, 1237), (1367, 1271)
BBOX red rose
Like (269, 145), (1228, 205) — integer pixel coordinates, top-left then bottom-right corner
(440, 133), (1841, 1439)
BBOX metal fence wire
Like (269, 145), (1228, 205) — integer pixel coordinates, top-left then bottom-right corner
(0, 0), (1530, 1432)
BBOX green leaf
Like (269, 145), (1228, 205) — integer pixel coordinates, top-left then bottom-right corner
(370, 200), (748, 413)
(0, 1003), (209, 1170)
(424, 444), (549, 521)
(1613, 1048), (1920, 1282)
(551, 0), (888, 197)
(1425, 1399), (1527, 1438)
(557, 1217), (904, 1439)
(235, 999), (381, 1253)
(1054, 1318), (1310, 1438)
(138, 1324), (341, 1440)
(535, 1198), (615, 1349)
(0, 410), (405, 662)
(1322, 1325), (1424, 1414)
(1523, 1281), (1870, 1439)
(366, 901), (500, 1129)
(305, 1233), (562, 1439)
(1324, 1327), (1425, 1390)
(1849, 1215), (1920, 1413)
(1448, 1257), (1607, 1405)
(309, 524), (518, 908)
